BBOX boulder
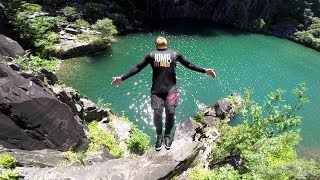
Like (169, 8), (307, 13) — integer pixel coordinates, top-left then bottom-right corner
(40, 69), (58, 85)
(51, 85), (81, 115)
(0, 63), (89, 151)
(51, 85), (110, 122)
(0, 34), (25, 61)
(52, 40), (110, 59)
(82, 98), (109, 121)
(0, 147), (66, 167)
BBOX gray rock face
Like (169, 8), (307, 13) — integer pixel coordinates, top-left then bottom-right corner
(0, 34), (25, 61)
(0, 147), (66, 167)
(16, 139), (202, 180)
(52, 41), (110, 59)
(51, 85), (110, 122)
(0, 63), (89, 151)
(273, 21), (298, 38)
(0, 5), (10, 37)
(10, 93), (241, 179)
(147, 0), (270, 24)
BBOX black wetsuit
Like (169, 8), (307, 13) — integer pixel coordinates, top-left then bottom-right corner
(121, 48), (206, 136)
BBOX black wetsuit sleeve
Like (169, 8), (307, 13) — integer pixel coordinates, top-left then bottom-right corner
(177, 52), (206, 73)
(121, 54), (150, 81)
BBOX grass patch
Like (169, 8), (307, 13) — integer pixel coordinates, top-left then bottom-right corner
(62, 151), (86, 165)
(13, 52), (58, 72)
(126, 125), (150, 155)
(0, 154), (17, 169)
(87, 121), (124, 157)
(0, 170), (20, 180)
(119, 114), (150, 155)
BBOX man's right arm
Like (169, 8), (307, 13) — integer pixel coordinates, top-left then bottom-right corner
(121, 54), (150, 81)
(111, 54), (150, 86)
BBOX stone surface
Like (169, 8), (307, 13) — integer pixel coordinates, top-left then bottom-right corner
(40, 69), (58, 85)
(147, 0), (269, 24)
(0, 147), (66, 167)
(52, 40), (110, 59)
(109, 118), (132, 142)
(8, 93), (241, 179)
(0, 34), (24, 61)
(273, 21), (298, 39)
(0, 63), (89, 151)
(15, 139), (202, 180)
(84, 148), (116, 165)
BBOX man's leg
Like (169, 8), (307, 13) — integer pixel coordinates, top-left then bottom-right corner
(153, 108), (163, 136)
(151, 94), (165, 151)
(164, 90), (179, 149)
(164, 106), (175, 136)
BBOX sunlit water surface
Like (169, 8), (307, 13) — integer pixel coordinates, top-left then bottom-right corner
(58, 28), (320, 159)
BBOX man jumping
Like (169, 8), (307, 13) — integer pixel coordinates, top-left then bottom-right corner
(111, 37), (216, 151)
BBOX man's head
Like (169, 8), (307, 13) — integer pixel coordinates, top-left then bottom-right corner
(156, 36), (167, 49)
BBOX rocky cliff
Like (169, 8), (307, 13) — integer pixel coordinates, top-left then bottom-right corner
(0, 63), (89, 151)
(147, 0), (270, 25)
(0, 34), (25, 61)
(2, 93), (241, 179)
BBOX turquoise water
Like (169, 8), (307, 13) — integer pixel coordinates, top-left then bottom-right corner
(57, 29), (320, 159)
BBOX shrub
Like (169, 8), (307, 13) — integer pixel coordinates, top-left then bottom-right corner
(62, 151), (86, 165)
(87, 121), (124, 157)
(188, 84), (318, 179)
(9, 3), (63, 56)
(0, 170), (20, 180)
(61, 6), (79, 22)
(0, 154), (17, 169)
(109, 13), (128, 31)
(13, 52), (58, 72)
(93, 18), (117, 37)
(250, 18), (266, 30)
(74, 19), (90, 29)
(21, 2), (42, 14)
(126, 126), (150, 155)
(84, 2), (105, 22)
(193, 111), (206, 124)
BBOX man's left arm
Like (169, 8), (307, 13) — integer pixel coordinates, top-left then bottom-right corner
(177, 52), (216, 78)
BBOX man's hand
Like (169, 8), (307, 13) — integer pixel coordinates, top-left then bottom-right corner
(205, 69), (216, 78)
(111, 77), (122, 86)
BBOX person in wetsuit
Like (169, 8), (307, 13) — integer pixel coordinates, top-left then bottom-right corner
(111, 37), (216, 151)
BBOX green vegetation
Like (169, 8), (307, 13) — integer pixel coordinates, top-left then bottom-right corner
(83, 2), (105, 22)
(61, 6), (79, 22)
(193, 111), (206, 124)
(126, 125), (151, 155)
(7, 2), (64, 57)
(3, 1), (119, 60)
(295, 17), (320, 50)
(13, 51), (58, 72)
(87, 121), (124, 157)
(62, 151), (86, 165)
(188, 84), (320, 179)
(0, 154), (17, 169)
(74, 19), (90, 29)
(93, 18), (118, 37)
(120, 115), (151, 155)
(0, 155), (19, 180)
(0, 170), (20, 180)
(109, 13), (129, 31)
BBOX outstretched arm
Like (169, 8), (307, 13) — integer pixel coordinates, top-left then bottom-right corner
(111, 54), (150, 86)
(177, 53), (216, 78)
